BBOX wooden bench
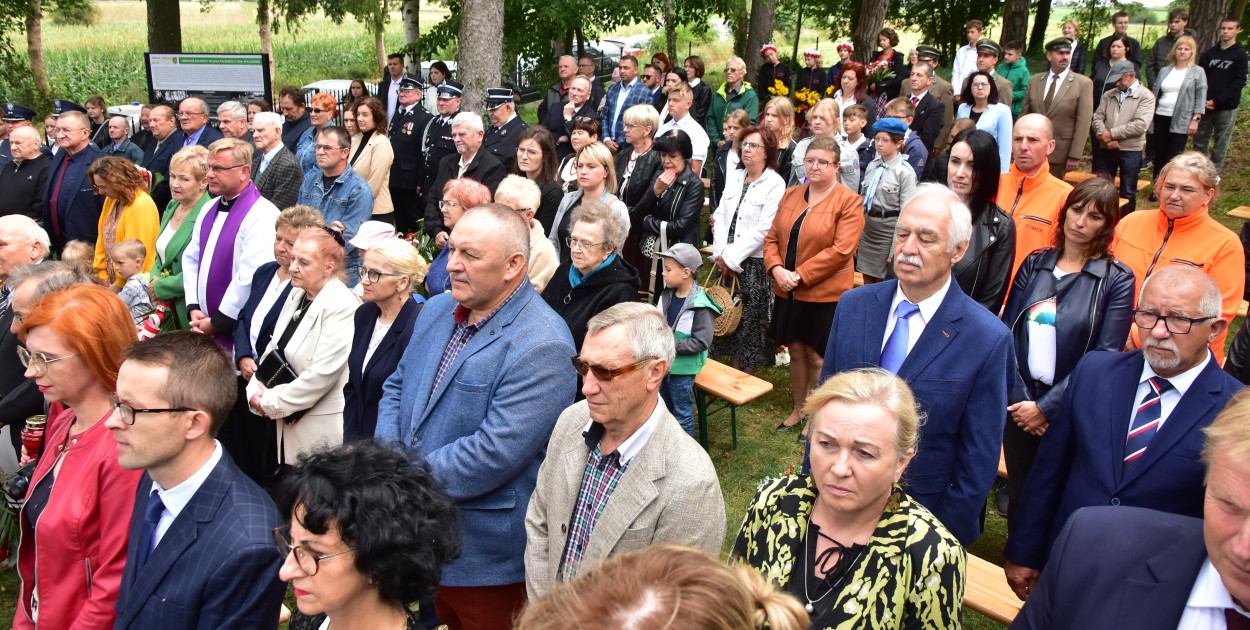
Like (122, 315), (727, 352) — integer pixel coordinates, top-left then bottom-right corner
(965, 554), (1023, 625)
(1240, 300), (1248, 319)
(1228, 206), (1250, 220)
(694, 359), (773, 452)
(1064, 171), (1149, 192)
(998, 447), (1008, 479)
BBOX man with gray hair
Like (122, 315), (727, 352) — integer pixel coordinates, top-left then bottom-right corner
(0, 126), (50, 221)
(524, 301), (725, 599)
(1004, 265), (1243, 601)
(41, 109), (103, 250)
(424, 111), (506, 244)
(815, 182), (1014, 545)
(376, 204), (577, 628)
(176, 97), (224, 149)
(0, 216), (49, 457)
(544, 75), (598, 159)
(216, 100), (252, 144)
(248, 111), (303, 212)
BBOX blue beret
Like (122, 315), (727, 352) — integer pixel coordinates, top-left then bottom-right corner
(873, 117), (910, 136)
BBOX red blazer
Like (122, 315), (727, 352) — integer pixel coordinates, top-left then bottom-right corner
(15, 406), (142, 629)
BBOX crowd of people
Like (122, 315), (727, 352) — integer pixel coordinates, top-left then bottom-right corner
(0, 9), (1246, 629)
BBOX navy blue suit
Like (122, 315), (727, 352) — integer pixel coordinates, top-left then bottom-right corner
(818, 278), (1014, 544)
(232, 261), (291, 366)
(1011, 506), (1207, 630)
(42, 143), (103, 248)
(343, 298), (421, 442)
(113, 450), (285, 629)
(1005, 350), (1242, 569)
(142, 134), (181, 212)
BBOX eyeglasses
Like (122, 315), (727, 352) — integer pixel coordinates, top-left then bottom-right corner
(438, 200), (461, 210)
(970, 82), (991, 88)
(565, 237), (605, 251)
(571, 356), (653, 381)
(360, 267), (402, 283)
(17, 346), (79, 376)
(177, 111), (202, 119)
(804, 157), (833, 169)
(314, 144), (346, 152)
(1132, 310), (1214, 335)
(740, 141), (765, 151)
(273, 527), (355, 576)
(206, 163), (246, 173)
(108, 394), (194, 426)
(622, 123), (641, 130)
(517, 148), (541, 158)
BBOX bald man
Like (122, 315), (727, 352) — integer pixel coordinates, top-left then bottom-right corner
(0, 127), (51, 221)
(996, 114), (1074, 282)
(538, 55), (579, 129)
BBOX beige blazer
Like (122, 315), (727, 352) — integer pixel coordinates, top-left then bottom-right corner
(246, 278), (358, 462)
(1092, 85), (1155, 151)
(528, 220), (558, 293)
(1021, 70), (1095, 164)
(523, 399), (726, 599)
(350, 132), (395, 216)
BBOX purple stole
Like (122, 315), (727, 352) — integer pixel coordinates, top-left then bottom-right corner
(197, 182), (262, 349)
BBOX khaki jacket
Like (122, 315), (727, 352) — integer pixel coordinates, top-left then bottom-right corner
(349, 132), (395, 216)
(1022, 70), (1095, 164)
(1092, 84), (1156, 151)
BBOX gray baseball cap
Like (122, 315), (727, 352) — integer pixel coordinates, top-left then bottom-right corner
(657, 242), (703, 272)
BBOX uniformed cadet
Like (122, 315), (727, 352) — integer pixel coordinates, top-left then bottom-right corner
(389, 75), (434, 234)
(421, 81), (463, 224)
(483, 87), (528, 172)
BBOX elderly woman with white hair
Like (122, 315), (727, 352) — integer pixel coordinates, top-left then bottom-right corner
(541, 201), (640, 350)
(344, 237), (428, 442)
(733, 368), (965, 629)
(496, 174), (559, 292)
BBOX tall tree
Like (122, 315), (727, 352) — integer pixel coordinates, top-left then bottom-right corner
(892, 0), (1004, 60)
(25, 0), (48, 98)
(456, 0), (503, 113)
(1027, 0), (1053, 55)
(743, 0), (776, 84)
(402, 0), (420, 73)
(663, 0), (677, 66)
(256, 0), (276, 96)
(849, 0), (888, 63)
(1190, 0), (1233, 48)
(147, 0), (181, 53)
(1001, 0), (1029, 46)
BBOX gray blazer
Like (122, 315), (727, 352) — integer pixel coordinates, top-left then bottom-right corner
(524, 399), (726, 599)
(1151, 65), (1207, 134)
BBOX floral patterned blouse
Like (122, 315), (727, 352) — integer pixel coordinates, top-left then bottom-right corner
(732, 475), (965, 629)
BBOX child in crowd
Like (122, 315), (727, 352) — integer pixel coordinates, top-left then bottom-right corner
(839, 104), (875, 182)
(883, 97), (928, 180)
(856, 117), (917, 284)
(61, 240), (94, 268)
(111, 238), (155, 320)
(656, 243), (721, 439)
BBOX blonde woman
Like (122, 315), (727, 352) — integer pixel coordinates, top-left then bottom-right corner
(761, 97), (797, 182)
(151, 145), (211, 330)
(1150, 35), (1207, 184)
(549, 142), (629, 262)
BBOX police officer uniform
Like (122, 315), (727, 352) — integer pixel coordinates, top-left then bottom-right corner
(421, 82), (462, 211)
(388, 75), (434, 233)
(482, 87), (528, 172)
(0, 103), (40, 171)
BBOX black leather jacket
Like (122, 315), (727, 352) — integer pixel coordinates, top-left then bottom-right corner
(615, 145), (663, 220)
(709, 143), (733, 212)
(952, 202), (1017, 312)
(1225, 323), (1250, 385)
(637, 166), (704, 245)
(1002, 248), (1136, 417)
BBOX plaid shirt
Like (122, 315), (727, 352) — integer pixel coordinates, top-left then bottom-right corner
(430, 287), (521, 394)
(558, 421), (630, 582)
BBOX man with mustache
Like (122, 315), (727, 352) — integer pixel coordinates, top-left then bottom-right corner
(1004, 265), (1243, 602)
(814, 183), (1014, 545)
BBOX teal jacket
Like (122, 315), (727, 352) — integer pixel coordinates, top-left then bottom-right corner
(997, 58), (1031, 117)
(707, 81), (760, 145)
(151, 192), (210, 331)
(659, 285), (721, 375)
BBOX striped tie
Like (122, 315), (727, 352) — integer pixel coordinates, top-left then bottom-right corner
(1124, 377), (1172, 472)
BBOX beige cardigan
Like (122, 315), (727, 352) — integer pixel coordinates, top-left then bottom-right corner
(528, 220), (558, 292)
(350, 132), (395, 216)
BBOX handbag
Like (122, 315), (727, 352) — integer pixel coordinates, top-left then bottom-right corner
(254, 296), (311, 425)
(702, 265), (743, 337)
(644, 221), (668, 304)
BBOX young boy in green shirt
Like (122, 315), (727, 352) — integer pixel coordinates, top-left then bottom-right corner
(998, 40), (1031, 119)
(657, 243), (722, 439)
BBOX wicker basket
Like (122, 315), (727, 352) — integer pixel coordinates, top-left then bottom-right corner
(702, 267), (742, 337)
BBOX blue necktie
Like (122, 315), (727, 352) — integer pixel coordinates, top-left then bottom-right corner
(137, 490), (165, 569)
(880, 301), (920, 374)
(1124, 377), (1172, 472)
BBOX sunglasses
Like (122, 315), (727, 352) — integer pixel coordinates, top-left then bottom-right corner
(570, 356), (653, 381)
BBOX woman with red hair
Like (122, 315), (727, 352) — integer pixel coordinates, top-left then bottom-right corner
(14, 284), (142, 630)
(296, 92), (339, 175)
(424, 178), (492, 296)
(831, 61), (876, 132)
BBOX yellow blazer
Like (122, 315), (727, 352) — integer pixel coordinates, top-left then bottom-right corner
(93, 191), (160, 287)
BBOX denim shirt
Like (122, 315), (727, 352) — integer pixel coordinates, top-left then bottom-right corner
(296, 167), (375, 284)
(296, 127), (318, 176)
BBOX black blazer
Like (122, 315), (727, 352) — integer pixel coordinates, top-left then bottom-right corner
(911, 92), (946, 153)
(635, 166), (704, 246)
(535, 180), (564, 237)
(232, 262), (291, 366)
(343, 298), (421, 442)
(142, 134), (181, 211)
(1002, 248), (1137, 416)
(545, 101), (600, 159)
(388, 104), (434, 191)
(250, 146), (304, 212)
(423, 150), (506, 236)
(0, 305), (42, 453)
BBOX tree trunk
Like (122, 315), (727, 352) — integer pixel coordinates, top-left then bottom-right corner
(402, 0), (420, 72)
(1028, 0), (1052, 56)
(1001, 0), (1029, 47)
(790, 0), (802, 91)
(147, 0), (182, 53)
(732, 0), (749, 58)
(664, 0), (677, 66)
(373, 1), (387, 75)
(456, 0), (503, 114)
(25, 0), (50, 99)
(1190, 0), (1233, 49)
(850, 0), (888, 63)
(744, 0), (776, 86)
(257, 0), (276, 97)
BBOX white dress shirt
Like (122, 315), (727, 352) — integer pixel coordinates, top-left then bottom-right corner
(150, 441), (224, 546)
(880, 276), (953, 356)
(656, 113), (711, 163)
(580, 396), (664, 464)
(386, 77), (401, 122)
(1177, 559), (1250, 629)
(1043, 68), (1072, 105)
(1131, 350), (1211, 437)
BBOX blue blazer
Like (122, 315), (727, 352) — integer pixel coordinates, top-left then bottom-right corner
(818, 278), (1014, 545)
(1012, 506), (1205, 630)
(1005, 350), (1242, 569)
(142, 134), (181, 210)
(42, 143), (103, 246)
(957, 102), (1013, 173)
(375, 282), (578, 587)
(114, 450), (286, 630)
(232, 262), (291, 366)
(343, 298), (421, 442)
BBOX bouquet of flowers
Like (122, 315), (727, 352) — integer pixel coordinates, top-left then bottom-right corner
(768, 79), (789, 97)
(826, 84), (837, 96)
(402, 220), (438, 268)
(794, 87), (819, 113)
(865, 59), (895, 85)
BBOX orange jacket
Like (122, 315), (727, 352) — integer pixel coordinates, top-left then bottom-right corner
(1112, 206), (1245, 363)
(997, 165), (1074, 286)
